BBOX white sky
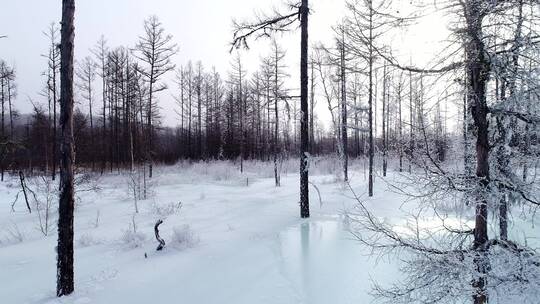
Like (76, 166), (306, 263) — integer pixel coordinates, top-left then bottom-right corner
(0, 0), (452, 128)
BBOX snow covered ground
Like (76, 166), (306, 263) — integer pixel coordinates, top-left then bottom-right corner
(0, 159), (535, 304)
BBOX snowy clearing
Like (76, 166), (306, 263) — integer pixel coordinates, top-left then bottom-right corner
(0, 160), (405, 304)
(1, 160), (537, 304)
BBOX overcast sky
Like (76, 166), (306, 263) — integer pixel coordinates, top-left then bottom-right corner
(0, 0), (450, 128)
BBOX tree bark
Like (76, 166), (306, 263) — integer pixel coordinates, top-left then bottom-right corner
(368, 2), (374, 197)
(466, 3), (490, 303)
(340, 30), (348, 182)
(56, 0), (76, 297)
(299, 0), (310, 218)
(382, 64), (387, 177)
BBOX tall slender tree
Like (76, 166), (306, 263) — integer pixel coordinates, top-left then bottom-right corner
(91, 36), (108, 174)
(56, 0), (76, 296)
(43, 23), (60, 180)
(133, 15), (178, 178)
(232, 0), (310, 217)
(76, 56), (96, 169)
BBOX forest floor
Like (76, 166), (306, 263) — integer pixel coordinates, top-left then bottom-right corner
(0, 160), (536, 304)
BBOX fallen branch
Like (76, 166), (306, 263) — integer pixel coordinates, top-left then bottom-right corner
(19, 171), (32, 213)
(11, 171), (37, 213)
(154, 219), (165, 251)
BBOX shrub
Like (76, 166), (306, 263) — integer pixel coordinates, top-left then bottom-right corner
(171, 225), (199, 250)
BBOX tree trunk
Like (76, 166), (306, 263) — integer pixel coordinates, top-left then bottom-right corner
(299, 0), (310, 218)
(408, 70), (414, 174)
(309, 58), (315, 154)
(368, 3), (374, 197)
(340, 31), (348, 182)
(398, 75), (403, 172)
(56, 0), (76, 296)
(52, 49), (58, 181)
(466, 3), (490, 303)
(382, 64), (387, 177)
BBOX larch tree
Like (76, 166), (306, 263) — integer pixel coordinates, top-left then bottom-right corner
(232, 0), (310, 218)
(76, 56), (97, 170)
(91, 35), (109, 174)
(344, 0), (410, 195)
(133, 15), (178, 178)
(43, 23), (60, 180)
(0, 60), (16, 181)
(338, 25), (349, 182)
(229, 54), (246, 172)
(346, 1), (540, 304)
(267, 40), (288, 186)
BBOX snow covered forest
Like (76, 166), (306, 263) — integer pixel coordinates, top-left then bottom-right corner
(1, 0), (540, 303)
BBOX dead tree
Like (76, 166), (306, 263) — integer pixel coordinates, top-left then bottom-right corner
(43, 23), (60, 180)
(19, 171), (31, 213)
(309, 56), (316, 154)
(91, 36), (109, 174)
(382, 63), (387, 176)
(232, 0), (310, 217)
(339, 26), (349, 182)
(229, 54), (246, 172)
(154, 219), (165, 251)
(133, 15), (178, 178)
(396, 71), (404, 172)
(76, 56), (96, 170)
(344, 0), (379, 196)
(266, 41), (288, 186)
(56, 0), (76, 297)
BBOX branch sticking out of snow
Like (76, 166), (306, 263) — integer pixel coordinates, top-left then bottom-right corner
(155, 219), (165, 251)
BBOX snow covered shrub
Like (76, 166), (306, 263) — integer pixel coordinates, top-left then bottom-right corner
(193, 160), (246, 182)
(74, 171), (101, 193)
(126, 165), (154, 208)
(310, 155), (342, 177)
(120, 229), (146, 249)
(9, 174), (57, 236)
(172, 160), (250, 184)
(151, 201), (182, 219)
(4, 222), (25, 244)
(171, 225), (199, 249)
(119, 216), (146, 249)
(77, 233), (100, 248)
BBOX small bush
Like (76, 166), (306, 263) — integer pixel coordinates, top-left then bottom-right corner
(151, 201), (182, 219)
(77, 233), (100, 248)
(171, 225), (199, 250)
(5, 222), (25, 244)
(120, 228), (146, 249)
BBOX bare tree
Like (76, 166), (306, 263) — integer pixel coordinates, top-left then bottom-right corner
(91, 35), (109, 174)
(345, 1), (540, 304)
(338, 26), (349, 182)
(232, 0), (310, 217)
(56, 0), (75, 297)
(76, 56), (96, 169)
(266, 40), (289, 186)
(0, 60), (16, 181)
(43, 23), (60, 180)
(133, 15), (178, 178)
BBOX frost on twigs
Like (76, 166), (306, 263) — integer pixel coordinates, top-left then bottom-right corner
(151, 201), (182, 219)
(370, 240), (540, 304)
(346, 183), (540, 304)
(171, 225), (199, 250)
(119, 215), (146, 249)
